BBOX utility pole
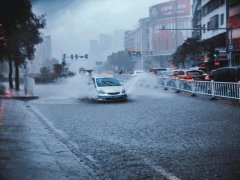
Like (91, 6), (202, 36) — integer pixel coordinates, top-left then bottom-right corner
(228, 26), (233, 67)
(175, 0), (178, 49)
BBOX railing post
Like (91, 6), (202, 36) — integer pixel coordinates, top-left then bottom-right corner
(164, 77), (168, 90)
(238, 81), (240, 104)
(191, 80), (196, 97)
(210, 80), (217, 100)
(175, 78), (180, 93)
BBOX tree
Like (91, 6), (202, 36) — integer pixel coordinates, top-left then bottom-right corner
(0, 0), (45, 90)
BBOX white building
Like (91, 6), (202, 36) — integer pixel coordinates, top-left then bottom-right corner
(201, 0), (226, 40)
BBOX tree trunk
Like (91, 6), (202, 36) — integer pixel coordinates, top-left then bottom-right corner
(15, 60), (20, 91)
(8, 59), (14, 89)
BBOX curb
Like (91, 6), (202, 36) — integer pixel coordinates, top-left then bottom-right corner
(0, 95), (39, 100)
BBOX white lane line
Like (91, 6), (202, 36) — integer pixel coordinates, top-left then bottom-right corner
(145, 160), (181, 180)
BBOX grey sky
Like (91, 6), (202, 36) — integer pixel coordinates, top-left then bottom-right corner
(32, 0), (166, 59)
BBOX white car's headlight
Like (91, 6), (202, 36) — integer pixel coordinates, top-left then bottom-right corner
(98, 90), (106, 94)
(122, 89), (126, 93)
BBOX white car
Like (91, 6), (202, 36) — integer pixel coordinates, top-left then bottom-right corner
(131, 70), (145, 77)
(92, 76), (127, 101)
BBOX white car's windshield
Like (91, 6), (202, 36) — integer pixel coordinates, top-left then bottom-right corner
(96, 78), (121, 87)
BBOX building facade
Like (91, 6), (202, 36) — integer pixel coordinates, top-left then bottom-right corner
(147, 0), (192, 68)
(228, 0), (240, 65)
(28, 35), (52, 74)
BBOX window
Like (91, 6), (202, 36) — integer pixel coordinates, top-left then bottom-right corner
(221, 14), (224, 25)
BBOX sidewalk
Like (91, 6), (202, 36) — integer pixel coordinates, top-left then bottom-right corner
(0, 99), (97, 180)
(0, 88), (39, 100)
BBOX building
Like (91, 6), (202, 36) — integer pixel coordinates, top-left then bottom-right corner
(191, 0), (230, 70)
(133, 18), (150, 70)
(28, 35), (52, 74)
(228, 0), (240, 66)
(124, 30), (134, 51)
(112, 29), (125, 52)
(147, 0), (192, 68)
(192, 0), (202, 38)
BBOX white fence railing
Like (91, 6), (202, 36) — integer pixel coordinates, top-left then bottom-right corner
(157, 77), (240, 100)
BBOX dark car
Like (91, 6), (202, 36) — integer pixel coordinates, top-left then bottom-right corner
(210, 66), (240, 82)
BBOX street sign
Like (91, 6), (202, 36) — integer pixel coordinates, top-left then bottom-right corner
(228, 45), (233, 50)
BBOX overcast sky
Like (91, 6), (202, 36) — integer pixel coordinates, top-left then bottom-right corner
(32, 0), (167, 59)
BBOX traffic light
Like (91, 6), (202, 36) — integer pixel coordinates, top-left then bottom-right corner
(75, 54), (78, 59)
(85, 54), (88, 59)
(71, 54), (73, 59)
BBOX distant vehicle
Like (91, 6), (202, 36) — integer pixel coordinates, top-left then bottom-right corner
(174, 70), (206, 81)
(131, 70), (145, 77)
(149, 68), (167, 76)
(79, 67), (85, 74)
(189, 66), (207, 72)
(209, 66), (240, 82)
(92, 76), (127, 101)
(157, 71), (174, 78)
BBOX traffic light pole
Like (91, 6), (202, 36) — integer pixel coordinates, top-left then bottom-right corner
(158, 27), (234, 67)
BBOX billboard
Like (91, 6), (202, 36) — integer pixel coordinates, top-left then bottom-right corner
(150, 0), (190, 20)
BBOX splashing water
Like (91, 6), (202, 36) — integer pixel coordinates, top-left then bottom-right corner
(35, 74), (97, 100)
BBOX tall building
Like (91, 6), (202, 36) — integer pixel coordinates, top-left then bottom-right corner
(28, 35), (52, 74)
(112, 29), (125, 52)
(99, 33), (112, 51)
(124, 30), (134, 51)
(133, 17), (150, 69)
(147, 0), (192, 68)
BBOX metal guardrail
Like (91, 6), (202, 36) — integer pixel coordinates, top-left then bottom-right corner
(157, 77), (240, 100)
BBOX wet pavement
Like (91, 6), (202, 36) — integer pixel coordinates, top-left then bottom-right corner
(0, 100), (97, 180)
(24, 79), (240, 180)
(1, 75), (240, 179)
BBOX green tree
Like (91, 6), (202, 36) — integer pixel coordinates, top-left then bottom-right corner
(0, 0), (45, 90)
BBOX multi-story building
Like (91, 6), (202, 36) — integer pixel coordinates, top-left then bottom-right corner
(201, 0), (226, 40)
(147, 0), (192, 68)
(192, 0), (202, 38)
(192, 0), (230, 69)
(124, 30), (134, 51)
(28, 35), (52, 74)
(228, 0), (240, 65)
(132, 17), (150, 69)
(112, 29), (125, 52)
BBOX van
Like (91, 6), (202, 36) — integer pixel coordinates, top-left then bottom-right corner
(210, 66), (240, 82)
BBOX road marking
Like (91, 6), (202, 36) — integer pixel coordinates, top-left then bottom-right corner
(145, 160), (181, 180)
(150, 164), (180, 180)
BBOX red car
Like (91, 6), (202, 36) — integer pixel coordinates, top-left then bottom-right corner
(174, 70), (206, 81)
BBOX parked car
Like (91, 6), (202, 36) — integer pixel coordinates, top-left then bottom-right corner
(209, 66), (240, 82)
(157, 71), (174, 78)
(149, 68), (167, 76)
(174, 70), (206, 81)
(91, 76), (127, 101)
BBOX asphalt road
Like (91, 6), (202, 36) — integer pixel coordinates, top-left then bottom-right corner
(27, 76), (240, 179)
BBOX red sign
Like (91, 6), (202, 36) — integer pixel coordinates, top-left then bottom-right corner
(150, 0), (190, 20)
